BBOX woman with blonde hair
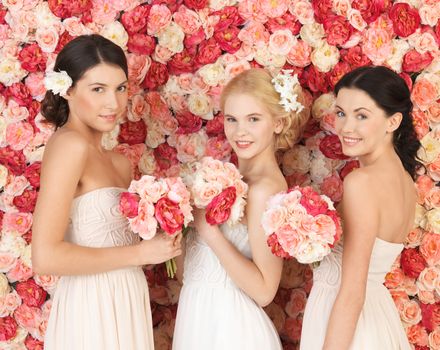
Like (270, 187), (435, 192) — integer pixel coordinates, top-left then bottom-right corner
(172, 68), (309, 349)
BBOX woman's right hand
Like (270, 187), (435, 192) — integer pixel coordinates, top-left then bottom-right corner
(136, 234), (182, 265)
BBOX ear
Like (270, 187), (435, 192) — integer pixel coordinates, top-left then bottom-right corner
(387, 112), (402, 133)
(61, 87), (74, 100)
(274, 116), (284, 134)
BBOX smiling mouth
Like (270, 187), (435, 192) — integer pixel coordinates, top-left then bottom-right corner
(99, 114), (117, 121)
(235, 141), (253, 148)
(341, 136), (362, 146)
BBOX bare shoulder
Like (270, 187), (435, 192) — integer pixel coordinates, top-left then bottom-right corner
(44, 129), (89, 163)
(248, 177), (287, 204)
(109, 151), (132, 181)
(342, 168), (373, 195)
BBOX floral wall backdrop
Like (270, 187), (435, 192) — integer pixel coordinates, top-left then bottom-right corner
(0, 0), (439, 348)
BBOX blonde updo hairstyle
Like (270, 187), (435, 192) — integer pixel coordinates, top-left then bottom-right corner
(220, 68), (310, 150)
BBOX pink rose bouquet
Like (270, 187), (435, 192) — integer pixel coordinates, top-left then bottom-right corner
(119, 175), (193, 277)
(187, 157), (248, 226)
(262, 186), (342, 264)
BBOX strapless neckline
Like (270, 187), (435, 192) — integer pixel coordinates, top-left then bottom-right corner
(72, 187), (126, 202)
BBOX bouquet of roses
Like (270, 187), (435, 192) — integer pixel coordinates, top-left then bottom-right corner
(119, 175), (193, 278)
(262, 186), (342, 264)
(186, 157), (248, 226)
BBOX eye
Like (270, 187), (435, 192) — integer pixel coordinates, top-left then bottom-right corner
(357, 114), (367, 120)
(225, 117), (236, 122)
(249, 116), (259, 122)
(336, 111), (345, 118)
(92, 87), (104, 93)
(118, 85), (127, 92)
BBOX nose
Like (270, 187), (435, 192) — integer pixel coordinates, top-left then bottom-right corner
(105, 91), (118, 110)
(235, 121), (249, 137)
(339, 115), (356, 134)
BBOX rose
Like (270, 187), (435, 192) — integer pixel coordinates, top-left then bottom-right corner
(311, 0), (333, 24)
(24, 162), (41, 188)
(303, 65), (330, 93)
(13, 189), (38, 212)
(0, 316), (17, 341)
(147, 4), (171, 36)
(18, 43), (47, 73)
(205, 186), (236, 225)
(297, 187), (329, 216)
(167, 49), (195, 75)
(267, 233), (292, 259)
(3, 212), (32, 235)
(153, 143), (178, 171)
(266, 12), (300, 34)
(120, 5), (150, 34)
(320, 174), (343, 203)
(119, 192), (140, 218)
(183, 0), (207, 10)
(400, 248), (427, 279)
(25, 335), (44, 350)
(194, 38), (222, 67)
(127, 33), (156, 56)
(328, 61), (351, 89)
(403, 50), (434, 73)
(118, 120), (147, 145)
(15, 279), (47, 308)
(143, 61), (169, 90)
(389, 3), (421, 38)
(213, 26), (241, 54)
(176, 111), (202, 134)
(206, 114), (224, 136)
(341, 45), (372, 68)
(319, 134), (349, 160)
(323, 15), (353, 46)
(420, 303), (440, 332)
(205, 134), (232, 160)
(412, 78), (438, 111)
(401, 300), (422, 325)
(352, 0), (385, 24)
(406, 323), (429, 346)
(5, 83), (32, 107)
(7, 259), (33, 283)
(154, 197), (184, 235)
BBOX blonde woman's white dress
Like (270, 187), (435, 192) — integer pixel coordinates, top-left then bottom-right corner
(44, 187), (154, 350)
(172, 223), (282, 350)
(300, 238), (411, 350)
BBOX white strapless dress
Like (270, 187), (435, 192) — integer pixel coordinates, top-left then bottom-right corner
(300, 237), (411, 350)
(172, 223), (282, 350)
(44, 187), (154, 350)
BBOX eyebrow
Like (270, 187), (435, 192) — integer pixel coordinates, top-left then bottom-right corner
(224, 112), (264, 118)
(335, 105), (372, 113)
(88, 80), (128, 86)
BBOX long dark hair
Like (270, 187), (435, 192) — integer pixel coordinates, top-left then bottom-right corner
(335, 66), (422, 179)
(41, 34), (128, 128)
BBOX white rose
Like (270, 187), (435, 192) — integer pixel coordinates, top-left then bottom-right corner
(35, 2), (61, 28)
(386, 39), (411, 73)
(282, 145), (312, 175)
(209, 0), (237, 10)
(100, 21), (129, 51)
(310, 155), (332, 184)
(300, 23), (325, 48)
(44, 70), (72, 96)
(101, 124), (120, 151)
(0, 273), (9, 297)
(145, 119), (166, 148)
(197, 61), (226, 87)
(425, 208), (440, 234)
(415, 203), (427, 228)
(0, 233), (26, 259)
(0, 57), (27, 86)
(187, 94), (213, 120)
(295, 240), (330, 264)
(254, 45), (286, 68)
(418, 133), (440, 164)
(21, 245), (31, 268)
(23, 143), (45, 163)
(311, 41), (340, 73)
(157, 22), (185, 54)
(138, 149), (156, 175)
(228, 197), (246, 225)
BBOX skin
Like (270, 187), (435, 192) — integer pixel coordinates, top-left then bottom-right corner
(322, 88), (416, 349)
(32, 63), (181, 276)
(177, 92), (286, 306)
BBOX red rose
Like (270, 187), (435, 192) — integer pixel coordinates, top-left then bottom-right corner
(118, 120), (147, 145)
(298, 186), (329, 216)
(0, 147), (26, 176)
(0, 7), (6, 24)
(214, 26), (241, 54)
(312, 0), (333, 24)
(143, 61), (169, 90)
(205, 186), (236, 225)
(183, 0), (208, 10)
(341, 46), (372, 68)
(302, 65), (330, 93)
(267, 233), (292, 259)
(54, 31), (74, 54)
(328, 61), (352, 89)
(5, 82), (32, 107)
(323, 16), (353, 46)
(24, 162), (41, 189)
(389, 3), (420, 38)
(18, 43), (47, 73)
(25, 335), (44, 350)
(399, 72), (413, 91)
(420, 302), (440, 332)
(153, 143), (178, 170)
(319, 134), (350, 160)
(119, 192), (140, 218)
(302, 119), (321, 139)
(339, 160), (360, 180)
(47, 0), (71, 18)
(127, 33), (156, 55)
(206, 113), (224, 136)
(352, 0), (386, 24)
(184, 27), (206, 49)
(400, 248), (426, 279)
(265, 13), (301, 35)
(194, 38), (222, 68)
(402, 50), (433, 73)
(155, 197), (184, 235)
(168, 49), (196, 75)
(176, 111), (202, 134)
(16, 279), (47, 307)
(0, 316), (17, 341)
(13, 189), (38, 212)
(121, 5), (150, 34)
(66, 0), (92, 16)
(212, 6), (245, 32)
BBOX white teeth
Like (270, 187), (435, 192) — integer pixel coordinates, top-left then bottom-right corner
(343, 137), (361, 143)
(236, 141), (251, 145)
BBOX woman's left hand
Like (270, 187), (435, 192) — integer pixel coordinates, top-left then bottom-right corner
(192, 208), (216, 239)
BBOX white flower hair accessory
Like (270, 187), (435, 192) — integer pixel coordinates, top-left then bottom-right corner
(44, 70), (73, 96)
(271, 69), (305, 113)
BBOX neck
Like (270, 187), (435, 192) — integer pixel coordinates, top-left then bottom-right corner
(238, 145), (279, 183)
(358, 143), (400, 168)
(64, 116), (105, 152)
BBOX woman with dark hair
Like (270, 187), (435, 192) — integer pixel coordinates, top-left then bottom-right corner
(300, 66), (419, 350)
(32, 34), (181, 349)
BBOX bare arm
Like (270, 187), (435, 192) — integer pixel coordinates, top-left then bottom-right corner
(323, 171), (378, 350)
(194, 184), (284, 306)
(32, 132), (180, 276)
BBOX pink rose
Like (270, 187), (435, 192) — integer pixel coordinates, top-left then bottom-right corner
(24, 162), (41, 189)
(205, 186), (236, 225)
(323, 15), (353, 46)
(7, 259), (33, 283)
(2, 212), (32, 235)
(362, 27), (393, 65)
(411, 79), (438, 111)
(147, 4), (172, 36)
(406, 323), (429, 346)
(119, 192), (140, 218)
(400, 300), (422, 325)
(285, 288), (307, 318)
(420, 233), (440, 266)
(420, 303), (440, 332)
(406, 228), (425, 248)
(35, 26), (59, 53)
(6, 121), (34, 151)
(194, 38), (222, 67)
(389, 3), (421, 38)
(269, 29), (295, 56)
(13, 303), (42, 332)
(167, 49), (196, 75)
(205, 134), (232, 161)
(25, 335), (44, 350)
(33, 274), (59, 294)
(412, 108), (430, 140)
(16, 279), (47, 308)
(265, 12), (300, 34)
(320, 174), (343, 203)
(425, 187), (440, 210)
(174, 5), (200, 34)
(416, 175), (435, 203)
(403, 50), (434, 73)
(311, 0), (333, 23)
(25, 72), (46, 100)
(5, 82), (32, 107)
(0, 252), (17, 273)
(129, 200), (157, 240)
(154, 197), (184, 235)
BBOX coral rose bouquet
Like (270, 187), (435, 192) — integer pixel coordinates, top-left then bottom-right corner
(187, 157), (248, 226)
(262, 186), (342, 264)
(119, 175), (193, 278)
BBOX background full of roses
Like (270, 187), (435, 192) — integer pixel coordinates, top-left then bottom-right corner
(0, 0), (439, 348)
